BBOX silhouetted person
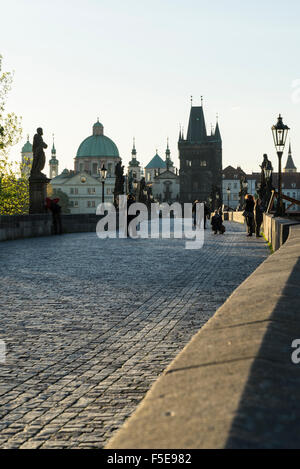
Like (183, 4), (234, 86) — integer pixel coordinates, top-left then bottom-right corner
(211, 210), (223, 234)
(46, 197), (62, 235)
(254, 198), (264, 238)
(127, 194), (136, 237)
(243, 194), (255, 237)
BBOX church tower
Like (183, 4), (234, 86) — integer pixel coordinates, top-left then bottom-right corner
(165, 138), (174, 172)
(49, 136), (59, 179)
(21, 135), (33, 178)
(284, 142), (297, 173)
(128, 138), (141, 180)
(178, 100), (222, 203)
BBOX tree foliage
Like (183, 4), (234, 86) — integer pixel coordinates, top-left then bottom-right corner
(0, 54), (26, 215)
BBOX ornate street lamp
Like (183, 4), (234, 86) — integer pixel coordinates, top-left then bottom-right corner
(99, 164), (107, 203)
(264, 159), (273, 181)
(215, 192), (220, 210)
(271, 114), (289, 216)
(227, 186), (231, 210)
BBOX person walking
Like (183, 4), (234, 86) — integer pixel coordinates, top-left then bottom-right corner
(243, 194), (255, 237)
(192, 200), (199, 228)
(254, 197), (264, 238)
(127, 194), (136, 237)
(204, 202), (210, 229)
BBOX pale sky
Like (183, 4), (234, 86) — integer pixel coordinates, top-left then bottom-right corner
(1, 0), (300, 175)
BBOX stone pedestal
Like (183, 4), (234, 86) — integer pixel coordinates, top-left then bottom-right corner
(29, 174), (50, 214)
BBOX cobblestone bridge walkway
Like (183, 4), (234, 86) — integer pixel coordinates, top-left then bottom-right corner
(0, 222), (268, 448)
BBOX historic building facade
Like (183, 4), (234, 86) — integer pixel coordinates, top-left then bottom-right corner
(179, 105), (222, 203)
(50, 120), (121, 213)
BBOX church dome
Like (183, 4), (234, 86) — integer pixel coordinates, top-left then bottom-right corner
(76, 119), (119, 158)
(22, 137), (32, 153)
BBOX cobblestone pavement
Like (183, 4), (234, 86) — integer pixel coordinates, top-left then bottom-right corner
(0, 222), (268, 449)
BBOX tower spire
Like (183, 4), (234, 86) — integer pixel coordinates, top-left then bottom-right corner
(52, 133), (56, 155)
(284, 139), (297, 173)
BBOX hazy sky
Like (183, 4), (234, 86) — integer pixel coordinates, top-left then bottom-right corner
(2, 0), (300, 175)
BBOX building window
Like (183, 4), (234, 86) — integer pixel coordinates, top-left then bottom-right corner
(292, 183), (296, 188)
(107, 188), (112, 195)
(74, 201), (78, 208)
(88, 187), (96, 194)
(79, 163), (84, 172)
(200, 160), (207, 167)
(234, 183), (238, 189)
(92, 163), (98, 174)
(186, 160), (192, 167)
(147, 172), (151, 182)
(70, 188), (74, 194)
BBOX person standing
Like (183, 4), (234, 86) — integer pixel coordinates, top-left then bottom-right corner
(243, 194), (255, 237)
(254, 198), (264, 238)
(46, 197), (62, 235)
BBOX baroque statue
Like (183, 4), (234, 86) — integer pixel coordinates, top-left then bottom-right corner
(31, 127), (48, 177)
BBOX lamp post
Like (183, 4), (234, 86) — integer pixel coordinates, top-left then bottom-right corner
(271, 114), (289, 216)
(239, 176), (248, 208)
(133, 180), (138, 201)
(227, 186), (231, 210)
(215, 192), (220, 210)
(99, 164), (107, 203)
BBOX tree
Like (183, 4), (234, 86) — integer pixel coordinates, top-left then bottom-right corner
(0, 54), (26, 215)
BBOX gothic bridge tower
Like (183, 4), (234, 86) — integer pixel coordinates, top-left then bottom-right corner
(179, 100), (222, 203)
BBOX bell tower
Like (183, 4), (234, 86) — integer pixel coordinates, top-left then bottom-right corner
(49, 135), (59, 179)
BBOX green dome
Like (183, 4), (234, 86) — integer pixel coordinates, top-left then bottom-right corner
(76, 135), (119, 158)
(76, 120), (119, 158)
(22, 140), (32, 153)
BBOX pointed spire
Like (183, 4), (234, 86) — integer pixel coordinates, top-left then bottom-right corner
(166, 137), (171, 158)
(284, 140), (297, 172)
(132, 137), (137, 157)
(52, 134), (56, 155)
(214, 116), (222, 142)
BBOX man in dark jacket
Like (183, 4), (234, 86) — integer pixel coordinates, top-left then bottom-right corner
(254, 198), (264, 238)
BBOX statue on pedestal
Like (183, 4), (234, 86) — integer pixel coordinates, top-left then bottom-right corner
(31, 128), (48, 177)
(114, 161), (125, 207)
(29, 127), (50, 213)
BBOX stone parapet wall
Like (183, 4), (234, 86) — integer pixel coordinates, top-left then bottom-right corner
(106, 225), (300, 449)
(0, 214), (104, 241)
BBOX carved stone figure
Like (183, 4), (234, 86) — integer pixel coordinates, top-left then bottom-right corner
(31, 128), (48, 176)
